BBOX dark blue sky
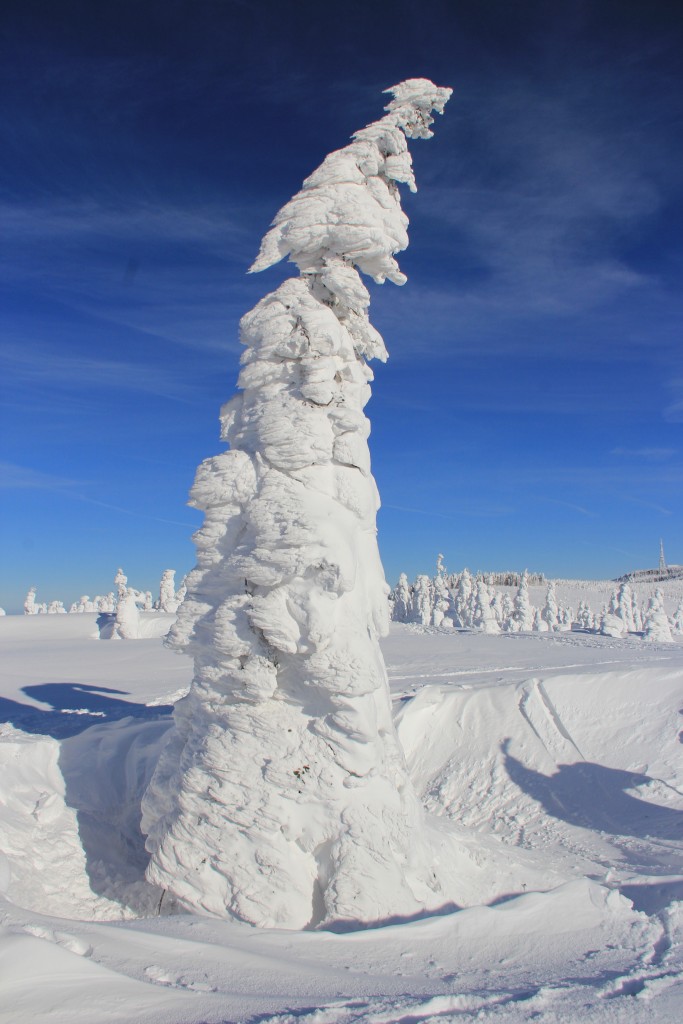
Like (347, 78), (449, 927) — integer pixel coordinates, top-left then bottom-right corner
(2, 0), (682, 611)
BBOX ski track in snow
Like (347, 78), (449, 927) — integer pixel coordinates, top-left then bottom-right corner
(0, 612), (682, 1022)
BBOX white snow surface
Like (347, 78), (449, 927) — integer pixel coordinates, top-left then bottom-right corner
(1, 606), (682, 1023)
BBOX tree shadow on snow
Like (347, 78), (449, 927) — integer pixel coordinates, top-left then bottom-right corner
(0, 683), (174, 911)
(501, 740), (683, 842)
(0, 681), (171, 739)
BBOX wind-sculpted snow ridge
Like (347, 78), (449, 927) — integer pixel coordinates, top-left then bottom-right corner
(141, 80), (452, 928)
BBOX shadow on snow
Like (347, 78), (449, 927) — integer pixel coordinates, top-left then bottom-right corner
(0, 681), (171, 739)
(0, 683), (174, 910)
(501, 739), (683, 842)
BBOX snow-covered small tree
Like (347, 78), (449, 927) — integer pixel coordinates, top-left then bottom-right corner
(672, 598), (683, 636)
(599, 606), (627, 638)
(412, 574), (434, 626)
(511, 571), (535, 632)
(142, 80), (452, 928)
(392, 572), (412, 622)
(613, 583), (635, 633)
(23, 587), (38, 615)
(432, 554), (453, 627)
(490, 589), (505, 626)
(532, 608), (548, 632)
(114, 568), (128, 602)
(453, 568), (473, 628)
(158, 569), (179, 613)
(540, 582), (559, 632)
(113, 587), (141, 639)
(642, 589), (673, 642)
(576, 600), (594, 631)
(472, 580), (500, 634)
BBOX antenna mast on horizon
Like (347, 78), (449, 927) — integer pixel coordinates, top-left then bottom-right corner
(659, 539), (667, 573)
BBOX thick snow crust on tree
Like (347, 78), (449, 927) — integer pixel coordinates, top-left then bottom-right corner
(141, 80), (452, 928)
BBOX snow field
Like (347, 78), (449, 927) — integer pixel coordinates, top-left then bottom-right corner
(0, 611), (682, 1022)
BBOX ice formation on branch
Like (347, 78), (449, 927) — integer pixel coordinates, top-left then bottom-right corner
(142, 80), (452, 928)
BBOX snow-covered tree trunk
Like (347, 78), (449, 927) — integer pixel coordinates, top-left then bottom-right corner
(142, 80), (451, 928)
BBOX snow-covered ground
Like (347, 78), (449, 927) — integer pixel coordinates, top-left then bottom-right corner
(1, 595), (682, 1023)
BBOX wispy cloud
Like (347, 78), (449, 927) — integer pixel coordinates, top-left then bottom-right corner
(611, 447), (677, 460)
(412, 71), (668, 317)
(0, 462), (80, 491)
(664, 379), (683, 422)
(2, 343), (201, 403)
(539, 497), (596, 518)
(0, 461), (197, 528)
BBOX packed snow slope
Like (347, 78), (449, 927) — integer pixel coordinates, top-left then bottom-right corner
(0, 603), (682, 1023)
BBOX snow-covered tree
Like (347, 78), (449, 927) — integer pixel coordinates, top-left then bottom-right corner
(114, 568), (128, 602)
(642, 589), (673, 642)
(113, 588), (141, 639)
(613, 583), (635, 633)
(576, 600), (594, 631)
(672, 598), (683, 636)
(453, 568), (473, 628)
(412, 574), (434, 625)
(158, 569), (180, 613)
(23, 587), (38, 615)
(540, 582), (559, 632)
(142, 80), (452, 928)
(432, 555), (454, 627)
(532, 608), (548, 632)
(47, 600), (66, 615)
(490, 589), (505, 626)
(599, 607), (627, 638)
(509, 571), (534, 632)
(472, 580), (499, 634)
(392, 572), (412, 622)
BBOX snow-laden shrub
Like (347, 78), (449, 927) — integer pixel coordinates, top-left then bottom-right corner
(141, 80), (452, 928)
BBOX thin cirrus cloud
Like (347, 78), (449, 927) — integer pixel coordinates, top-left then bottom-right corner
(2, 342), (201, 404)
(0, 461), (81, 491)
(0, 197), (276, 355)
(611, 447), (677, 461)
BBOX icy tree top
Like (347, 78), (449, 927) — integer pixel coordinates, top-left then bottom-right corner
(249, 78), (452, 287)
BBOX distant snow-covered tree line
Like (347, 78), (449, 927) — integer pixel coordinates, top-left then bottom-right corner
(21, 568), (187, 619)
(390, 557), (683, 642)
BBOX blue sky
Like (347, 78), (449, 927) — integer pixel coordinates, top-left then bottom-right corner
(1, 0), (682, 612)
